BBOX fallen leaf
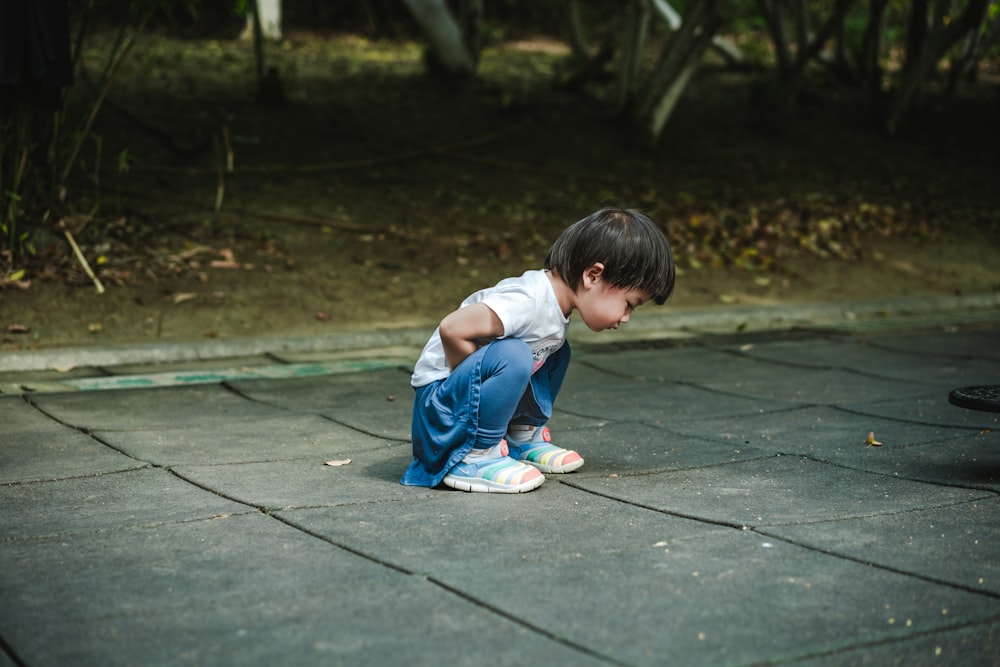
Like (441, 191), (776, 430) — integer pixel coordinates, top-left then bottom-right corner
(87, 322), (104, 334)
(170, 245), (212, 262)
(865, 431), (883, 447)
(210, 248), (241, 269)
(0, 275), (31, 289)
(324, 459), (351, 467)
(172, 292), (198, 304)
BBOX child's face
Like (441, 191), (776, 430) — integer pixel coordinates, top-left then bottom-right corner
(576, 267), (650, 332)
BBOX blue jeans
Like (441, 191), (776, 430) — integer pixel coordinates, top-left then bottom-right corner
(400, 338), (571, 487)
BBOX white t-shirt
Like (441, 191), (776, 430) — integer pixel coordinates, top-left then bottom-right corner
(410, 269), (570, 387)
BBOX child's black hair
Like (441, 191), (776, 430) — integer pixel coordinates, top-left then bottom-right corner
(544, 208), (675, 305)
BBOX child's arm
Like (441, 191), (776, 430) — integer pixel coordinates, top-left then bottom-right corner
(438, 303), (504, 371)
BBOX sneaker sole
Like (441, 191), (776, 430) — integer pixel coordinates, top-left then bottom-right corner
(441, 473), (545, 494)
(522, 457), (585, 474)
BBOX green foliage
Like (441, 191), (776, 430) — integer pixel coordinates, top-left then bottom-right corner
(116, 149), (134, 173)
(0, 106), (32, 275)
(1, 0), (172, 275)
(3, 1), (997, 283)
(840, 6), (873, 57)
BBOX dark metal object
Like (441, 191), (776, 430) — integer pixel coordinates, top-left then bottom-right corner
(949, 385), (1000, 413)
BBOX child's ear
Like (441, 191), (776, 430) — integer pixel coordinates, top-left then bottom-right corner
(582, 263), (604, 289)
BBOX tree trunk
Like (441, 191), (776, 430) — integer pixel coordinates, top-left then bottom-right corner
(756, 0), (792, 79)
(830, 0), (856, 84)
(562, 4), (619, 91)
(616, 0), (651, 113)
(906, 0), (931, 66)
(945, 1), (997, 95)
(245, 0), (281, 40)
(400, 0), (477, 78)
(859, 0), (889, 93)
(459, 0), (483, 68)
(635, 0), (718, 145)
(790, 0), (808, 63)
(886, 0), (991, 133)
(567, 0), (591, 59)
(790, 0), (856, 81)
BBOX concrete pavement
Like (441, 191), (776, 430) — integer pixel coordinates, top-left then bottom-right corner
(2, 298), (999, 666)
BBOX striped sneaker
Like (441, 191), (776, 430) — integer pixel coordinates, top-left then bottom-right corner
(506, 426), (584, 474)
(442, 440), (545, 493)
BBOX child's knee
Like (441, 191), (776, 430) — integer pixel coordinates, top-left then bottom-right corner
(485, 338), (533, 380)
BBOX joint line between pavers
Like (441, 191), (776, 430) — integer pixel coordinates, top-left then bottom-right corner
(266, 510), (629, 665)
(754, 530), (1000, 602)
(0, 628), (27, 667)
(832, 403), (997, 431)
(717, 346), (960, 384)
(61, 359), (409, 392)
(166, 467), (269, 515)
(267, 512), (414, 576)
(744, 612), (1000, 667)
(558, 479), (750, 531)
(0, 463), (152, 489)
(23, 395), (153, 466)
(220, 381), (413, 444)
(0, 509), (262, 545)
(789, 449), (1000, 497)
(426, 574), (633, 667)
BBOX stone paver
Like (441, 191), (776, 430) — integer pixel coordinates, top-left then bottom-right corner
(0, 399), (147, 483)
(2, 313), (999, 666)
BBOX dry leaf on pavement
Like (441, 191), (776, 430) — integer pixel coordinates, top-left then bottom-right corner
(324, 459), (351, 467)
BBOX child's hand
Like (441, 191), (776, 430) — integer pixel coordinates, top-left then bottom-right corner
(439, 303), (504, 370)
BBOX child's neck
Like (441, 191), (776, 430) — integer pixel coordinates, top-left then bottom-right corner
(545, 269), (575, 318)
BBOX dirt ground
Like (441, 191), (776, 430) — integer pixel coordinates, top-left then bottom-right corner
(2, 32), (999, 352)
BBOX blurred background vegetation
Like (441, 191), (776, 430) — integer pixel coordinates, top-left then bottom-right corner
(1, 0), (998, 288)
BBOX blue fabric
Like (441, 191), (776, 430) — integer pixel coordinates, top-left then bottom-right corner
(513, 341), (571, 428)
(401, 339), (571, 487)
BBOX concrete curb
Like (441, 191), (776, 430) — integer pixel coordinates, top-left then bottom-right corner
(2, 292), (998, 372)
(574, 291), (1000, 341)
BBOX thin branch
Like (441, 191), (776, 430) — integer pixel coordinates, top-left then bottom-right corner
(61, 222), (105, 294)
(60, 10), (152, 186)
